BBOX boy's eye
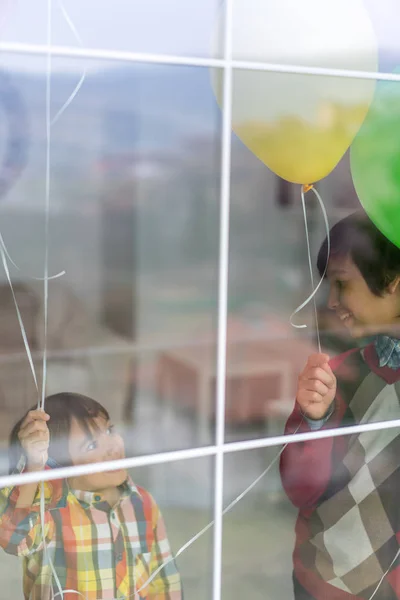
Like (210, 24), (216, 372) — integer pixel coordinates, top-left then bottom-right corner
(86, 440), (98, 452)
(106, 425), (114, 435)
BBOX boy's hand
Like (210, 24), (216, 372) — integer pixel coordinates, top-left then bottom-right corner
(297, 353), (336, 421)
(18, 410), (50, 472)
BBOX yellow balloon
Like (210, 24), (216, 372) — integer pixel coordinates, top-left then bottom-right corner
(211, 0), (378, 185)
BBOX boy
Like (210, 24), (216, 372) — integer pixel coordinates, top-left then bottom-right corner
(280, 212), (400, 599)
(0, 392), (183, 600)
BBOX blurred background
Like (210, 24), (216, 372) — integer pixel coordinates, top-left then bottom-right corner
(0, 0), (397, 598)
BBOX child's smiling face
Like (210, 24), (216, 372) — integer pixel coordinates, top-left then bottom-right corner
(67, 415), (127, 492)
(326, 255), (400, 338)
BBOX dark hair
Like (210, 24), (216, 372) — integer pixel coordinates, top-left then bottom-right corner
(317, 211), (400, 296)
(9, 392), (109, 473)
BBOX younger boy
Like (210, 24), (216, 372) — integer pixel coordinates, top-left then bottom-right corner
(0, 392), (183, 600)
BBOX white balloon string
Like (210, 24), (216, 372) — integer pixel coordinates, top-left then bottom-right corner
(133, 422), (302, 598)
(290, 186), (330, 353)
(40, 1), (81, 599)
(367, 547), (400, 600)
(41, 0), (51, 409)
(0, 230), (65, 280)
(0, 3), (68, 600)
(50, 0), (86, 127)
(40, 1), (60, 598)
(302, 186), (320, 352)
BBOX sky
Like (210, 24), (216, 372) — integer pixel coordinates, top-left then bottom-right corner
(0, 0), (400, 74)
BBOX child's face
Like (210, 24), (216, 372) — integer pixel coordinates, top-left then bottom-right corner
(67, 415), (127, 491)
(326, 255), (400, 338)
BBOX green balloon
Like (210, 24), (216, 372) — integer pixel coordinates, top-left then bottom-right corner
(350, 69), (400, 248)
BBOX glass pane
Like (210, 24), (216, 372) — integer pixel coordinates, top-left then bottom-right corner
(223, 448), (297, 599)
(2, 0), (223, 58)
(227, 67), (400, 442)
(0, 52), (222, 471)
(133, 458), (214, 599)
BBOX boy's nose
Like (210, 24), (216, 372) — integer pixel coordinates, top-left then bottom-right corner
(104, 446), (119, 461)
(103, 436), (122, 460)
(327, 287), (339, 310)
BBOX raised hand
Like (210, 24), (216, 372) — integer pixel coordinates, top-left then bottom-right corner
(297, 353), (336, 420)
(18, 410), (50, 472)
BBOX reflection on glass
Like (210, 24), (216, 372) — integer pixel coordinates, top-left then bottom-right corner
(0, 50), (219, 598)
(0, 54), (221, 457)
(226, 125), (321, 443)
(222, 449), (297, 599)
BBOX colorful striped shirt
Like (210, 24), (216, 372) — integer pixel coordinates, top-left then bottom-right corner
(0, 459), (182, 600)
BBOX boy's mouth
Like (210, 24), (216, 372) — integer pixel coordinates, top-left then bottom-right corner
(338, 311), (352, 322)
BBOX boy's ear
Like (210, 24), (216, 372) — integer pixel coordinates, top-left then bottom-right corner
(388, 275), (400, 294)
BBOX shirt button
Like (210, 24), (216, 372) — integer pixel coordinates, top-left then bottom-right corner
(116, 553), (123, 562)
(111, 511), (116, 519)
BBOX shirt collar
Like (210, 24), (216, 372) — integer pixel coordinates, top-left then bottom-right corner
(70, 477), (141, 508)
(14, 456), (140, 509)
(374, 335), (400, 369)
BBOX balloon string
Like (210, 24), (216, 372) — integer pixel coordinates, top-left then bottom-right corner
(133, 422), (302, 598)
(368, 548), (400, 600)
(40, 1), (84, 599)
(0, 230), (65, 281)
(290, 186), (330, 353)
(50, 0), (86, 127)
(302, 186), (320, 352)
(40, 2), (61, 599)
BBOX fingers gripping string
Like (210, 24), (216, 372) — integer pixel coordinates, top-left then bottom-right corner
(290, 185), (330, 353)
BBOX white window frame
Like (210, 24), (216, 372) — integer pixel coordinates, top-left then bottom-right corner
(2, 3), (400, 599)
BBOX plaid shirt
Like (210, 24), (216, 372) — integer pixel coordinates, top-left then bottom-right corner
(281, 345), (400, 599)
(0, 458), (182, 600)
(374, 335), (400, 369)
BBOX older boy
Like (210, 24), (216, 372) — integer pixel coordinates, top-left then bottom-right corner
(281, 213), (400, 599)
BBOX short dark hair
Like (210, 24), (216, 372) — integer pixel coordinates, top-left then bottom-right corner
(317, 211), (400, 296)
(9, 392), (109, 473)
